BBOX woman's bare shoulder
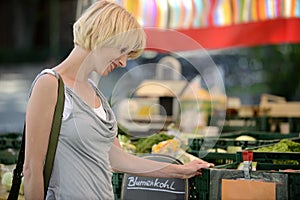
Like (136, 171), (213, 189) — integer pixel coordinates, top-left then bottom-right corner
(30, 72), (59, 101)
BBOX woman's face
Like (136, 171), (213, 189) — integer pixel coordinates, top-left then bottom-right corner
(91, 46), (129, 76)
(101, 52), (128, 76)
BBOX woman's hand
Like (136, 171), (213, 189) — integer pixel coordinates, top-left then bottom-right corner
(179, 159), (214, 179)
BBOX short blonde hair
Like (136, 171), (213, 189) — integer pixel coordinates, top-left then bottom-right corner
(73, 0), (146, 59)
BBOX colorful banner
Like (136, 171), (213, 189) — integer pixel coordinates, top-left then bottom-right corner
(145, 18), (300, 51)
(118, 0), (300, 50)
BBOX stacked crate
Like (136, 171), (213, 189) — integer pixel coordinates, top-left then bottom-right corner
(187, 131), (299, 165)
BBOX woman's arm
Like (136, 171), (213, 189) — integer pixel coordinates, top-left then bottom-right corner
(23, 74), (59, 200)
(109, 138), (213, 179)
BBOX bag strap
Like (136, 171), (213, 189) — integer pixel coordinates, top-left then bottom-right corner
(8, 125), (26, 200)
(8, 72), (65, 200)
(43, 73), (65, 197)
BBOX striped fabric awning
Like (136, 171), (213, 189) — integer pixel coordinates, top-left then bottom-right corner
(116, 0), (300, 51)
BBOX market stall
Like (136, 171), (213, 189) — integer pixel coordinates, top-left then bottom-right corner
(110, 1), (300, 199)
(1, 1), (300, 199)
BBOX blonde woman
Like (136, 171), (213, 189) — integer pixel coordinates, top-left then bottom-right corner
(23, 1), (213, 199)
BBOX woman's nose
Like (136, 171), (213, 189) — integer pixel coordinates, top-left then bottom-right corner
(118, 55), (128, 67)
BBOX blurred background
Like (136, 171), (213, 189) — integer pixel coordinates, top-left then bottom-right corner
(1, 0), (300, 134)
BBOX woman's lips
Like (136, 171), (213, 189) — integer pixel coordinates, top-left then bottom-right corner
(112, 61), (118, 68)
(109, 62), (118, 72)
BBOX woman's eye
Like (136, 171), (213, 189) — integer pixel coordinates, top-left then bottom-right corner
(120, 47), (128, 54)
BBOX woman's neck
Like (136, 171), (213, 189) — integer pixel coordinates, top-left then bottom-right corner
(54, 46), (92, 83)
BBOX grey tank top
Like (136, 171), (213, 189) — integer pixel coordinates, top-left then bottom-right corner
(31, 69), (118, 199)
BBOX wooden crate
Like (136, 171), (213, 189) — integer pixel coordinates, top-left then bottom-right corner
(259, 94), (300, 117)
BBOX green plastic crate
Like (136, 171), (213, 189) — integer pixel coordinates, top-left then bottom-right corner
(288, 117), (300, 133)
(188, 150), (236, 165)
(268, 117), (300, 133)
(0, 148), (19, 165)
(209, 116), (270, 132)
(0, 133), (22, 165)
(187, 131), (299, 165)
(287, 172), (300, 199)
(0, 133), (22, 150)
(189, 131), (300, 151)
(112, 173), (124, 200)
(236, 138), (300, 170)
(238, 151), (300, 170)
(194, 162), (299, 200)
(219, 131), (300, 140)
(210, 115), (300, 133)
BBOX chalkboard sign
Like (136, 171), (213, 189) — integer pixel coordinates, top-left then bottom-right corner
(121, 154), (189, 200)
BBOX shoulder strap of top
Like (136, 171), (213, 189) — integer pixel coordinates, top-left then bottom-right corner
(29, 69), (61, 97)
(41, 68), (60, 79)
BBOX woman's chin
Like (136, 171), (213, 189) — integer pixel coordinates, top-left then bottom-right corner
(100, 71), (109, 76)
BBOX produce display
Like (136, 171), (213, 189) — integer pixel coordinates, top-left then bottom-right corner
(208, 148), (227, 153)
(235, 135), (256, 141)
(118, 131), (198, 164)
(255, 139), (300, 164)
(118, 132), (174, 154)
(152, 139), (197, 164)
(255, 139), (300, 152)
(202, 134), (257, 153)
(133, 133), (174, 154)
(1, 171), (24, 194)
(227, 135), (257, 153)
(118, 134), (136, 154)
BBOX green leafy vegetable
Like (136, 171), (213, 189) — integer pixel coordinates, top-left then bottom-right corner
(256, 139), (300, 152)
(134, 133), (174, 153)
(255, 139), (300, 165)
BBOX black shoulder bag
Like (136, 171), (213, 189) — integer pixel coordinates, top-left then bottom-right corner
(8, 73), (65, 200)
